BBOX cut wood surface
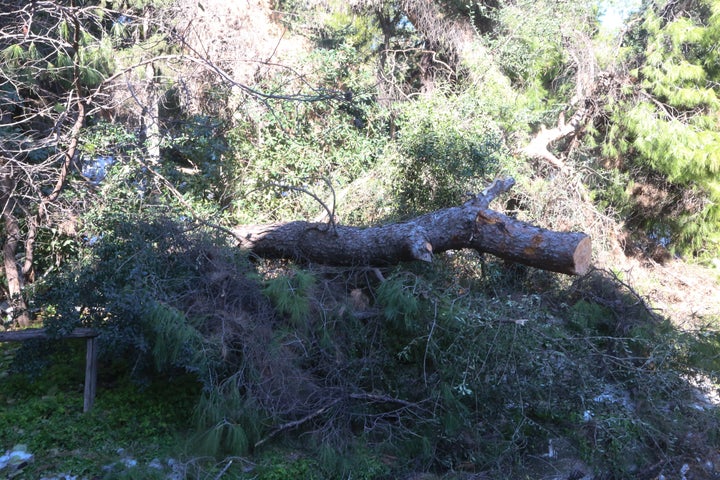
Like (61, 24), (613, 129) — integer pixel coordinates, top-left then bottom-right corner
(235, 178), (592, 275)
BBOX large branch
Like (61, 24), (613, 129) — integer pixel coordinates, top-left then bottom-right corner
(234, 178), (591, 276)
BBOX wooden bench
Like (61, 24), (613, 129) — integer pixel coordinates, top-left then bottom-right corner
(0, 327), (99, 412)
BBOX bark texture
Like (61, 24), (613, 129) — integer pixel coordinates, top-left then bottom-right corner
(234, 178), (592, 275)
(1, 175), (31, 327)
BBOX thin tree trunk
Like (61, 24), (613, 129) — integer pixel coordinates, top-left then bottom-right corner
(1, 178), (31, 327)
(144, 61), (161, 165)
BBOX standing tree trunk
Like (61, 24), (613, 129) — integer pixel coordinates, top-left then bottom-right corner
(144, 61), (161, 165)
(1, 176), (31, 327)
(0, 1), (89, 328)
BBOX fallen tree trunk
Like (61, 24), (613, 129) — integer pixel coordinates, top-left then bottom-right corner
(234, 178), (592, 275)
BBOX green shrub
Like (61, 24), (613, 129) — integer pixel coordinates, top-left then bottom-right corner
(391, 93), (507, 216)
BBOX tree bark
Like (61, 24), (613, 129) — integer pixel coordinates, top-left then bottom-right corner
(143, 61), (161, 165)
(234, 178), (592, 276)
(1, 176), (31, 327)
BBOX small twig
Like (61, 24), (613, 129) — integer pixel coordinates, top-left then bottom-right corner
(268, 181), (337, 233)
(423, 300), (438, 387)
(323, 177), (336, 227)
(381, 47), (455, 73)
(212, 459), (233, 480)
(347, 392), (417, 408)
(254, 398), (343, 448)
(494, 318), (530, 325)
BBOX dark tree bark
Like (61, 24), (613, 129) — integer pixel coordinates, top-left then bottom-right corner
(234, 178), (592, 276)
(1, 177), (31, 327)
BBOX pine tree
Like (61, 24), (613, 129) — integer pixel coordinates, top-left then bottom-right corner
(606, 0), (720, 256)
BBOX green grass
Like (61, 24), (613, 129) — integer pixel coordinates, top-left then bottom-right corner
(0, 340), (199, 479)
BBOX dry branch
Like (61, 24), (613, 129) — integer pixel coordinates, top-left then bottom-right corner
(520, 102), (591, 170)
(234, 178), (592, 275)
(254, 392), (421, 449)
(520, 63), (618, 174)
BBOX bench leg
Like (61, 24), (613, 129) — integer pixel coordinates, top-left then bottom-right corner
(84, 337), (98, 413)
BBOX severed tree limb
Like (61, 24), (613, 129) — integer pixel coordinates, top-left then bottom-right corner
(520, 71), (615, 171)
(520, 101), (591, 171)
(234, 178), (592, 275)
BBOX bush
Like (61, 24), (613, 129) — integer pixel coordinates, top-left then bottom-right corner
(391, 93), (507, 217)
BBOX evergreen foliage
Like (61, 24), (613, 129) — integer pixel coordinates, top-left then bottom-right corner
(221, 43), (384, 223)
(604, 0), (720, 255)
(263, 269), (316, 324)
(148, 302), (205, 372)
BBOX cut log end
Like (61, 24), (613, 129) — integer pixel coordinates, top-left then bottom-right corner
(572, 236), (592, 275)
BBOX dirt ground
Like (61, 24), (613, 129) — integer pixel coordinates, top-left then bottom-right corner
(616, 255), (720, 329)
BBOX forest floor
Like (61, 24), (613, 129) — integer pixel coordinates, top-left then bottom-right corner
(1, 255), (719, 480)
(620, 256), (720, 328)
